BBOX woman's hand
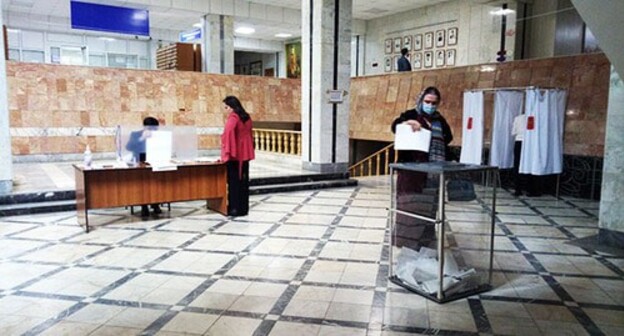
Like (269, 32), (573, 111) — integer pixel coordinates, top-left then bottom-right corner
(403, 120), (422, 131)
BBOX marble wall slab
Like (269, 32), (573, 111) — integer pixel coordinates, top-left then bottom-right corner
(349, 53), (611, 157)
(7, 62), (301, 155)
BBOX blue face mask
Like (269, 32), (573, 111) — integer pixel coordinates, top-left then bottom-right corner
(422, 103), (436, 114)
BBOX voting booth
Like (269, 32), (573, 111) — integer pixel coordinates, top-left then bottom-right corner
(388, 161), (499, 303)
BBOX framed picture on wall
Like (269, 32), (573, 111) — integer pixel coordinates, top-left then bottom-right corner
(384, 39), (393, 54)
(446, 49), (456, 66)
(435, 30), (445, 48)
(384, 56), (392, 72)
(393, 37), (402, 53)
(447, 27), (458, 46)
(393, 55), (400, 71)
(424, 32), (434, 49)
(413, 52), (422, 69)
(424, 51), (433, 68)
(250, 60), (263, 76)
(403, 35), (412, 51)
(435, 49), (445, 67)
(414, 34), (423, 51)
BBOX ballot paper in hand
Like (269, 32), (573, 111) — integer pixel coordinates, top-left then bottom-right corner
(394, 124), (431, 152)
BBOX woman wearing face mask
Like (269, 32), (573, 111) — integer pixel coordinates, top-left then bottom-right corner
(390, 86), (453, 249)
(391, 86), (453, 163)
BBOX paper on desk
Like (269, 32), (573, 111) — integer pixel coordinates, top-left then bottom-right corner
(150, 161), (178, 171)
(394, 124), (431, 152)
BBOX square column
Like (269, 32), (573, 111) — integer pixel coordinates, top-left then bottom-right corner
(301, 0), (352, 173)
(0, 5), (14, 194)
(599, 67), (624, 245)
(202, 14), (234, 74)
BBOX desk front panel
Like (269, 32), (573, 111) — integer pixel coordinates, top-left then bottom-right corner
(82, 164), (226, 209)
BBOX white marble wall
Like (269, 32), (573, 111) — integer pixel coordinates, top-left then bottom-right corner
(363, 0), (517, 76)
(0, 0), (14, 193)
(202, 14), (235, 74)
(302, 0), (352, 172)
(599, 67), (624, 234)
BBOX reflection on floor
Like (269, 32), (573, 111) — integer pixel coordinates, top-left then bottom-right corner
(0, 176), (622, 335)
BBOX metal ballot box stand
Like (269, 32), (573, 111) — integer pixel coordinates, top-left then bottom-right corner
(388, 162), (498, 303)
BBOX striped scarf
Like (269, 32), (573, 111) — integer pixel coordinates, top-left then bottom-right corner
(428, 118), (446, 162)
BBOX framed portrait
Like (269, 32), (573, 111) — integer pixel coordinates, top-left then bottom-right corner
(424, 32), (434, 49)
(384, 56), (392, 72)
(446, 49), (456, 66)
(413, 52), (422, 69)
(403, 35), (412, 51)
(250, 60), (263, 76)
(435, 49), (445, 67)
(393, 55), (400, 71)
(414, 34), (422, 51)
(435, 30), (445, 48)
(393, 37), (402, 53)
(447, 27), (458, 46)
(286, 42), (302, 78)
(384, 39), (393, 54)
(424, 51), (433, 68)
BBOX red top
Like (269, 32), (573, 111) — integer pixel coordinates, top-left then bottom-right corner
(221, 112), (255, 176)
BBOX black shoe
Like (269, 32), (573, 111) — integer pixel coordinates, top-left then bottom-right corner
(141, 206), (149, 217)
(151, 204), (162, 214)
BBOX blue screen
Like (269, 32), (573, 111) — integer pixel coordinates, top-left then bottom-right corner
(70, 1), (150, 36)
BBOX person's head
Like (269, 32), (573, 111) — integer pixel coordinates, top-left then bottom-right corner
(223, 95), (250, 122)
(416, 86), (441, 115)
(401, 48), (409, 57)
(143, 116), (159, 130)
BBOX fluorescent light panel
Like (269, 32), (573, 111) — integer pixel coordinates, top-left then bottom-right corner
(235, 27), (255, 34)
(275, 33), (292, 38)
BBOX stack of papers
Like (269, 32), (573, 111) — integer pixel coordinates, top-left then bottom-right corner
(150, 161), (178, 171)
(395, 246), (480, 296)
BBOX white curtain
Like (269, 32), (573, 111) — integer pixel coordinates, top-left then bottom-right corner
(490, 91), (524, 168)
(519, 89), (567, 175)
(459, 91), (484, 165)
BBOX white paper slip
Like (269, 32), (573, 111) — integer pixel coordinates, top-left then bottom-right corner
(146, 130), (173, 163)
(150, 161), (178, 171)
(394, 124), (431, 152)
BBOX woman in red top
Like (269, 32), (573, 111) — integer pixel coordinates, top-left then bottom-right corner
(221, 96), (255, 217)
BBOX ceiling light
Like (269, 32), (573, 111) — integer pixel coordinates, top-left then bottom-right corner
(193, 22), (202, 28)
(275, 33), (292, 38)
(235, 27), (255, 35)
(490, 8), (515, 16)
(7, 28), (21, 33)
(99, 37), (116, 42)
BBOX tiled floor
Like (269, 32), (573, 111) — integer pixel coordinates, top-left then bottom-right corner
(0, 177), (622, 335)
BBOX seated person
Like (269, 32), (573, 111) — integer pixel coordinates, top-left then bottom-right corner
(126, 116), (162, 217)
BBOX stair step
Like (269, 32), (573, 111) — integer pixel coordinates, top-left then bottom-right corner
(250, 179), (358, 195)
(0, 178), (357, 216)
(0, 190), (76, 205)
(0, 199), (76, 217)
(249, 173), (350, 186)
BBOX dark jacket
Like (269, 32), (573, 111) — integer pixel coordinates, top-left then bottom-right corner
(391, 108), (453, 162)
(397, 56), (412, 72)
(126, 130), (146, 162)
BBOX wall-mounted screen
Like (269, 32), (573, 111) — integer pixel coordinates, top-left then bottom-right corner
(70, 1), (150, 36)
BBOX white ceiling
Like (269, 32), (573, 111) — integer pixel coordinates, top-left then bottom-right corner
(2, 0), (452, 40)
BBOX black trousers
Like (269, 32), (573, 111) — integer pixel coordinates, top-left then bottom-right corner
(226, 160), (250, 216)
(514, 141), (541, 196)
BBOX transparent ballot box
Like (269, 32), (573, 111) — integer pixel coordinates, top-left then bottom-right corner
(388, 161), (498, 303)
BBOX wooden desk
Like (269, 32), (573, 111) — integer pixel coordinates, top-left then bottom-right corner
(74, 162), (227, 232)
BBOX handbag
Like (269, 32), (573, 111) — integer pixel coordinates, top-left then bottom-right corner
(447, 178), (476, 202)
